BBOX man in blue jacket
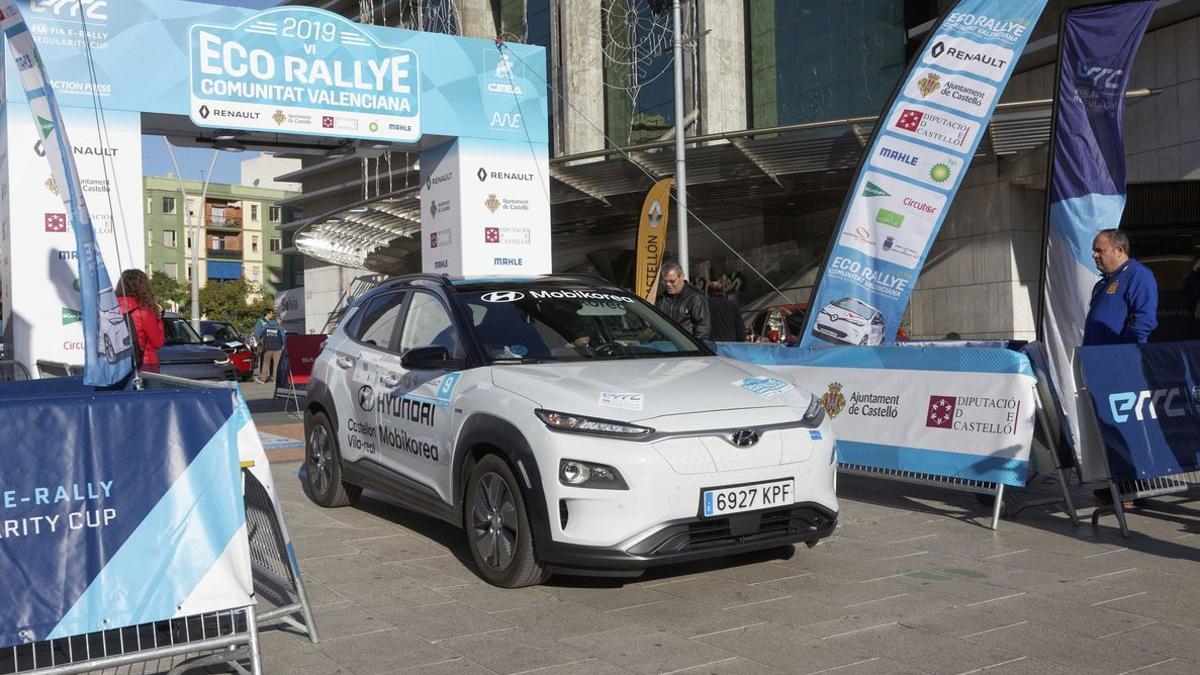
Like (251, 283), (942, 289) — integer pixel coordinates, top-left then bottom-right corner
(1083, 229), (1157, 345)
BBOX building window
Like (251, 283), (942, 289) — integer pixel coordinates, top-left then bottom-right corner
(248, 266), (261, 283)
(164, 262), (178, 280)
(146, 197), (152, 215)
(601, 0), (689, 146)
(269, 238), (281, 252)
(163, 230), (177, 247)
(269, 206), (281, 221)
(186, 234), (192, 249)
(250, 204), (259, 220)
(147, 230), (154, 248)
(147, 262), (153, 275)
(746, 1), (905, 128)
(251, 235), (259, 253)
(162, 197), (177, 214)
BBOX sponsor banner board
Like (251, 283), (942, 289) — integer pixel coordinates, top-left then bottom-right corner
(4, 1), (548, 144)
(1077, 342), (1200, 482)
(800, 0), (1048, 349)
(1040, 2), (1155, 468)
(718, 343), (1037, 486)
(635, 179), (672, 302)
(0, 381), (253, 646)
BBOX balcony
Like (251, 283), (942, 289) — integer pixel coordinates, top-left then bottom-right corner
(207, 248), (241, 260)
(208, 216), (242, 230)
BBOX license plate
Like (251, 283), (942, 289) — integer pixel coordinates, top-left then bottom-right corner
(702, 479), (795, 518)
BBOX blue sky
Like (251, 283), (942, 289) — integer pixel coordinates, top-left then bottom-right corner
(141, 0), (283, 184)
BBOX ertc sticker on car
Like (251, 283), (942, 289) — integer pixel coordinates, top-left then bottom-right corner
(734, 377), (795, 399)
(598, 392), (644, 411)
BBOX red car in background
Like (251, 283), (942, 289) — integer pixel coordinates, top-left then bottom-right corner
(748, 303), (808, 345)
(199, 320), (255, 381)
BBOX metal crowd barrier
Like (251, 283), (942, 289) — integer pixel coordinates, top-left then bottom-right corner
(839, 463), (1009, 530)
(1092, 472), (1200, 537)
(0, 360), (31, 382)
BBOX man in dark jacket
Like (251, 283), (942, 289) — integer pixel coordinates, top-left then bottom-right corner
(706, 281), (745, 342)
(656, 262), (710, 339)
(1083, 229), (1157, 345)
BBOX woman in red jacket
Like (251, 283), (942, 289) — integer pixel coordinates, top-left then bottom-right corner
(116, 268), (165, 371)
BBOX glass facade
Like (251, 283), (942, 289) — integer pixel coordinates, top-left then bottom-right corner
(747, 0), (907, 128)
(603, 0), (681, 146)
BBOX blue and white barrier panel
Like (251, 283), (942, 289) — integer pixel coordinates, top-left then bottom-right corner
(1077, 341), (1200, 482)
(0, 381), (254, 647)
(719, 344), (1037, 487)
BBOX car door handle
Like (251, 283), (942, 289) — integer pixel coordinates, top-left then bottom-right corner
(335, 355), (354, 370)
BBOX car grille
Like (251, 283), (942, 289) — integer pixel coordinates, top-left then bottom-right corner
(627, 505), (834, 558)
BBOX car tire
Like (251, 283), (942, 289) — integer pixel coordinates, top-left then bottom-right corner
(464, 455), (547, 588)
(305, 411), (361, 508)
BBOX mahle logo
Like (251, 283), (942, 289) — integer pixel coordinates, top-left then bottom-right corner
(861, 181), (890, 198)
(875, 209), (904, 228)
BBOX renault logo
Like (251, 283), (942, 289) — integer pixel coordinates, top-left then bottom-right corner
(730, 429), (760, 447)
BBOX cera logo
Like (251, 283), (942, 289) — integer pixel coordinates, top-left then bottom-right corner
(1108, 388), (1194, 423)
(30, 0), (109, 22)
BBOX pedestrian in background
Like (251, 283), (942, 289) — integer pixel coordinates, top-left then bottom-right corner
(656, 262), (710, 339)
(115, 268), (165, 372)
(706, 280), (745, 342)
(254, 308), (284, 383)
(1083, 229), (1157, 345)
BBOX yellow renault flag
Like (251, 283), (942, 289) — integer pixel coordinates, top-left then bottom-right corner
(635, 178), (672, 302)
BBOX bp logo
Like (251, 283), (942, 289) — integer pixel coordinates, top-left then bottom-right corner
(647, 200), (664, 228)
(821, 382), (846, 418)
(485, 194), (500, 213)
(480, 291), (525, 303)
(930, 163), (952, 183)
(369, 121), (380, 132)
(917, 72), (941, 98)
(357, 385), (376, 412)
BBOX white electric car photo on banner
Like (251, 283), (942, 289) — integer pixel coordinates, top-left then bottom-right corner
(303, 275), (838, 587)
(812, 297), (885, 346)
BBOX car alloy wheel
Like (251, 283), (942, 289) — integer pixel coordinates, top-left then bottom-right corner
(305, 411), (361, 508)
(464, 455), (547, 587)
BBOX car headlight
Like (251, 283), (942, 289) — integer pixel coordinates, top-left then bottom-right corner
(214, 357), (231, 365)
(802, 393), (825, 427)
(559, 459), (628, 490)
(534, 409), (653, 437)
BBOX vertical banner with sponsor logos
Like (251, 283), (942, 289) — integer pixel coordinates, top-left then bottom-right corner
(636, 178), (672, 302)
(420, 137), (550, 277)
(1076, 341), (1200, 482)
(1, 4), (134, 386)
(1040, 2), (1155, 469)
(800, 0), (1048, 349)
(717, 343), (1038, 486)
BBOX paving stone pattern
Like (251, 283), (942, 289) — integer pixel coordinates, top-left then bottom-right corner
(260, 462), (1200, 675)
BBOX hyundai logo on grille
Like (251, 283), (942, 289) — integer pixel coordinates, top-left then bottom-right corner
(730, 429), (760, 447)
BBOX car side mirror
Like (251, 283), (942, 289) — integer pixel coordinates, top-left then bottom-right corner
(202, 334), (215, 343)
(401, 345), (461, 371)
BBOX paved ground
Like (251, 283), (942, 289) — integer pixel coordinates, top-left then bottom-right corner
(243, 385), (1200, 675)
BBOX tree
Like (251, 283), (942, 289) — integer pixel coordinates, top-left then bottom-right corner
(199, 278), (275, 334)
(150, 272), (186, 312)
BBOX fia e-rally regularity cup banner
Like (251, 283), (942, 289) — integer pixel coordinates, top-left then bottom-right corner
(800, 0), (1048, 349)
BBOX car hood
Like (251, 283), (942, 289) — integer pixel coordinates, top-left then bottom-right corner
(159, 343), (228, 364)
(489, 356), (813, 425)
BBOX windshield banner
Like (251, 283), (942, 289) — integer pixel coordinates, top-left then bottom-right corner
(1039, 1), (1155, 469)
(1, 3), (132, 386)
(719, 343), (1037, 486)
(799, 0), (1047, 349)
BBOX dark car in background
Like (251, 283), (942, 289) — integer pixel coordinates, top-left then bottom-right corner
(160, 313), (237, 381)
(748, 303), (808, 345)
(199, 320), (255, 380)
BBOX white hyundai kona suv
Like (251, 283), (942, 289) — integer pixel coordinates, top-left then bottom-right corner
(304, 275), (837, 587)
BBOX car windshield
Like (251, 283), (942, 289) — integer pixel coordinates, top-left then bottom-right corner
(833, 298), (873, 317)
(163, 317), (203, 345)
(456, 287), (706, 363)
(205, 323), (241, 342)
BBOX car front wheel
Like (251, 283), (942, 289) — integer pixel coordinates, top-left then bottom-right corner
(464, 455), (547, 588)
(305, 411), (361, 508)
